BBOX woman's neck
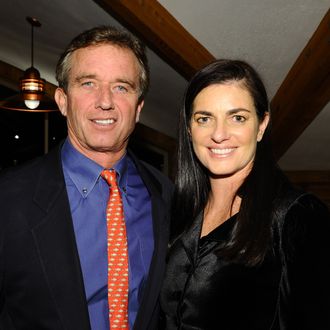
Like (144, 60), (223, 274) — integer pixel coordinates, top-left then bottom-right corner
(201, 175), (243, 237)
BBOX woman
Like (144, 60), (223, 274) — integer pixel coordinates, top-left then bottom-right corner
(160, 59), (330, 329)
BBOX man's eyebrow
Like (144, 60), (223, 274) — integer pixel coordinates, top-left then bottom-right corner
(74, 74), (97, 82)
(73, 75), (138, 89)
(114, 78), (138, 89)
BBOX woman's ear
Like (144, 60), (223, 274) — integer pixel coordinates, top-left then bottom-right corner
(188, 126), (192, 140)
(257, 112), (270, 142)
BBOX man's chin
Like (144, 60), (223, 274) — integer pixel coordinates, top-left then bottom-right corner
(89, 144), (127, 155)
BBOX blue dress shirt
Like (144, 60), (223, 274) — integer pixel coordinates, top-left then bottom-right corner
(61, 139), (154, 329)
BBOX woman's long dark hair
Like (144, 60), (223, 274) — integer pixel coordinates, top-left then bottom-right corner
(172, 59), (289, 266)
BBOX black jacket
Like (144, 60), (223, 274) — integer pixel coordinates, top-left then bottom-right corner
(0, 144), (173, 329)
(160, 188), (330, 329)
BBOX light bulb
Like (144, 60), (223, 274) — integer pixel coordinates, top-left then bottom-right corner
(24, 99), (40, 109)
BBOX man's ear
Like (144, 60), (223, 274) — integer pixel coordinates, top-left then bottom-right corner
(135, 100), (144, 123)
(55, 88), (68, 117)
(257, 112), (270, 142)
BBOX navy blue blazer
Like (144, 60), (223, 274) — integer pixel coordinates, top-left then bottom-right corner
(0, 144), (173, 329)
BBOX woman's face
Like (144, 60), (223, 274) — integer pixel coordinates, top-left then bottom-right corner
(190, 82), (269, 179)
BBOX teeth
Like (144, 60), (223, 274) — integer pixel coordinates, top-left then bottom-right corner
(94, 119), (115, 125)
(211, 148), (234, 155)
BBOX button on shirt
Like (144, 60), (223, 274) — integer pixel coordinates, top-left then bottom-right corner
(61, 139), (154, 329)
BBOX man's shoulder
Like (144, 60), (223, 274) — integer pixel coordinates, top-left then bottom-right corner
(0, 156), (42, 184)
(139, 160), (172, 184)
(128, 149), (171, 179)
(0, 146), (62, 188)
(128, 151), (174, 198)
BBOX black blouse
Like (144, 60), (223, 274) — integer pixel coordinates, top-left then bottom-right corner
(160, 192), (330, 330)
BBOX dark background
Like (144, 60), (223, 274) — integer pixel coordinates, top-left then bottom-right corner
(0, 86), (66, 170)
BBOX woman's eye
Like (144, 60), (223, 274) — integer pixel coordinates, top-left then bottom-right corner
(233, 115), (246, 122)
(196, 116), (210, 124)
(195, 116), (212, 126)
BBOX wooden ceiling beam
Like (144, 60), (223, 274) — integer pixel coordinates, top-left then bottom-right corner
(94, 1), (329, 160)
(93, 0), (214, 80)
(270, 9), (330, 159)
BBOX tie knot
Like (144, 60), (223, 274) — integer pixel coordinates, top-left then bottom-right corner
(101, 169), (117, 187)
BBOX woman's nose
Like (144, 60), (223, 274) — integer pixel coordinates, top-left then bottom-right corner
(211, 121), (229, 142)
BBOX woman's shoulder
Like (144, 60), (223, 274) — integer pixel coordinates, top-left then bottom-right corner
(273, 185), (330, 256)
(274, 185), (329, 224)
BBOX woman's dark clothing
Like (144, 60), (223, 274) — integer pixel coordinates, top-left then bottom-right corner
(160, 189), (330, 329)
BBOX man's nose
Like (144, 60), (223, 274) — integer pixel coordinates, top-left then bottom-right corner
(96, 86), (115, 110)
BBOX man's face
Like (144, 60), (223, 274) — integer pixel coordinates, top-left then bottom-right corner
(55, 44), (144, 166)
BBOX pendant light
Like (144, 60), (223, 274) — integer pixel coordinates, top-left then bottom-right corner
(0, 17), (58, 112)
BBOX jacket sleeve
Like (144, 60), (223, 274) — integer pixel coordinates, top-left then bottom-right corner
(277, 194), (330, 330)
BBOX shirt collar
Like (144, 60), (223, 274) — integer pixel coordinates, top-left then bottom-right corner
(61, 138), (129, 197)
(111, 152), (128, 194)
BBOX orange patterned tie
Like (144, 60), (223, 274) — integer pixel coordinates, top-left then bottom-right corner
(101, 169), (129, 329)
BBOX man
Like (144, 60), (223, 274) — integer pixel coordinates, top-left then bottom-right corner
(0, 26), (173, 330)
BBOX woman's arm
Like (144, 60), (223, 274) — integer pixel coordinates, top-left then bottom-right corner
(278, 194), (330, 329)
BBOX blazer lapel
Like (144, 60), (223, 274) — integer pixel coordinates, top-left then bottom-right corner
(31, 147), (91, 329)
(180, 211), (204, 267)
(129, 153), (170, 330)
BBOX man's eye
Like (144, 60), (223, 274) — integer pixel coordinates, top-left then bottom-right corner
(82, 81), (93, 87)
(114, 85), (128, 93)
